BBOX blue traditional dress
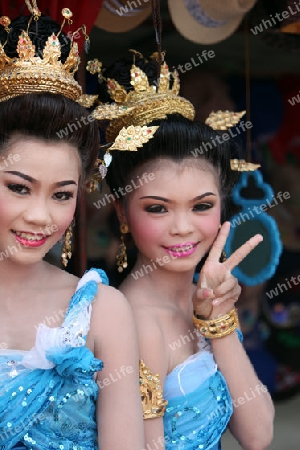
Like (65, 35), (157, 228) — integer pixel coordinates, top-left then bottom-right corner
(0, 268), (108, 450)
(163, 334), (233, 450)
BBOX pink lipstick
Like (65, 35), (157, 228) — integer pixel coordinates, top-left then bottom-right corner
(163, 242), (198, 258)
(12, 231), (48, 248)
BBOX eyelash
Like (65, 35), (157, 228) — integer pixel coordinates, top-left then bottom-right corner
(193, 203), (213, 212)
(145, 203), (214, 213)
(7, 184), (74, 201)
(145, 205), (166, 213)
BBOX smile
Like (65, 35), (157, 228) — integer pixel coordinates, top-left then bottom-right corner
(14, 231), (45, 241)
(12, 230), (49, 248)
(163, 242), (199, 257)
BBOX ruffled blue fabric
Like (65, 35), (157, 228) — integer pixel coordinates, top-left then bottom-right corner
(0, 268), (108, 450)
(164, 368), (232, 449)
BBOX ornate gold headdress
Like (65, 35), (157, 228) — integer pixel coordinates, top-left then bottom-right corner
(91, 52), (195, 143)
(85, 54), (259, 191)
(0, 3), (87, 102)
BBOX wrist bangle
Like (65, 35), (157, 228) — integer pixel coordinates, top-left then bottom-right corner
(193, 308), (239, 339)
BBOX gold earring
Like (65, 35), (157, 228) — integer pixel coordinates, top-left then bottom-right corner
(116, 223), (129, 272)
(61, 223), (73, 267)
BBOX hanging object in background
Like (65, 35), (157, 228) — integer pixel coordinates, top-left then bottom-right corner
(168, 0), (257, 45)
(223, 16), (282, 286)
(224, 170), (282, 286)
(95, 0), (152, 33)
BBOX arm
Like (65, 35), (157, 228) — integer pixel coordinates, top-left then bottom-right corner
(92, 284), (145, 450)
(135, 311), (169, 450)
(194, 222), (274, 450)
(211, 330), (274, 450)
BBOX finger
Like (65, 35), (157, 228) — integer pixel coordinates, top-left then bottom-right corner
(213, 276), (239, 298)
(224, 234), (263, 272)
(212, 284), (241, 306)
(212, 291), (240, 307)
(206, 221), (231, 263)
(196, 287), (215, 300)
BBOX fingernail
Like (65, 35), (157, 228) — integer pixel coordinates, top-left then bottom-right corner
(204, 289), (212, 298)
(212, 299), (219, 306)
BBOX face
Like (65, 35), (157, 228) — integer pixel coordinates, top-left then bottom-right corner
(121, 159), (221, 273)
(0, 136), (81, 266)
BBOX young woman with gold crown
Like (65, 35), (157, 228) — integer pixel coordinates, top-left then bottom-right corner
(0, 3), (145, 449)
(88, 48), (275, 449)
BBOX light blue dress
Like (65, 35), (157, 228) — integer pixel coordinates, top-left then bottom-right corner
(163, 335), (233, 449)
(0, 268), (108, 450)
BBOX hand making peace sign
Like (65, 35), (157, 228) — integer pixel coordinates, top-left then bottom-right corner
(193, 221), (263, 320)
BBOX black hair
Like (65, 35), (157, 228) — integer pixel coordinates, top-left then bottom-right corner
(0, 14), (99, 182)
(0, 93), (99, 183)
(98, 53), (163, 103)
(105, 114), (240, 220)
(0, 14), (71, 62)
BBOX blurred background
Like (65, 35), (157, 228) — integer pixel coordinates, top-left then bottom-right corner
(2, 1), (299, 447)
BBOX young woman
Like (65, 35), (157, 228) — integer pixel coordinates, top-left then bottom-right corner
(0, 12), (144, 450)
(96, 55), (275, 450)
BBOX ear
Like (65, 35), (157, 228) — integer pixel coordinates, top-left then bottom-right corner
(114, 200), (128, 226)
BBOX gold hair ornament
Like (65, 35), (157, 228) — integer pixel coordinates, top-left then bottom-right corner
(205, 110), (246, 130)
(139, 359), (168, 419)
(205, 110), (261, 172)
(0, 5), (89, 102)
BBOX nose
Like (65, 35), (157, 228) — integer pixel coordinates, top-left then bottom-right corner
(170, 211), (194, 236)
(23, 196), (52, 227)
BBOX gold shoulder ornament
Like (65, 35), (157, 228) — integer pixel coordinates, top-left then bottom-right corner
(139, 359), (168, 419)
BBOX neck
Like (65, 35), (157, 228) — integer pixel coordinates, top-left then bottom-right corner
(129, 254), (196, 308)
(0, 259), (48, 292)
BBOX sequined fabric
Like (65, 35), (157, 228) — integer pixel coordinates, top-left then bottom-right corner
(163, 334), (233, 449)
(0, 268), (108, 450)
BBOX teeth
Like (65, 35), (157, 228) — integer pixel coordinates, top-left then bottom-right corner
(14, 231), (44, 241)
(169, 244), (194, 252)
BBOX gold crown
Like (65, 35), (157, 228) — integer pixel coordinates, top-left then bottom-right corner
(0, 7), (83, 102)
(91, 56), (195, 142)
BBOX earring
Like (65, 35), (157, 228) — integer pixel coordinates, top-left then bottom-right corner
(61, 223), (73, 267)
(116, 223), (129, 273)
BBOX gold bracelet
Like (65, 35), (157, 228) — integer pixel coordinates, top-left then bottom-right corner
(193, 308), (239, 339)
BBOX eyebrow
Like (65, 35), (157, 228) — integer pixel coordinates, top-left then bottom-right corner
(140, 192), (217, 202)
(4, 171), (77, 187)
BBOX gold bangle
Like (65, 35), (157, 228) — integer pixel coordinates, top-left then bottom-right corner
(193, 308), (239, 339)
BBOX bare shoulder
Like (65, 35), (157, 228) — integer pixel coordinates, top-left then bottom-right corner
(90, 284), (135, 341)
(92, 282), (133, 317)
(44, 261), (79, 290)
